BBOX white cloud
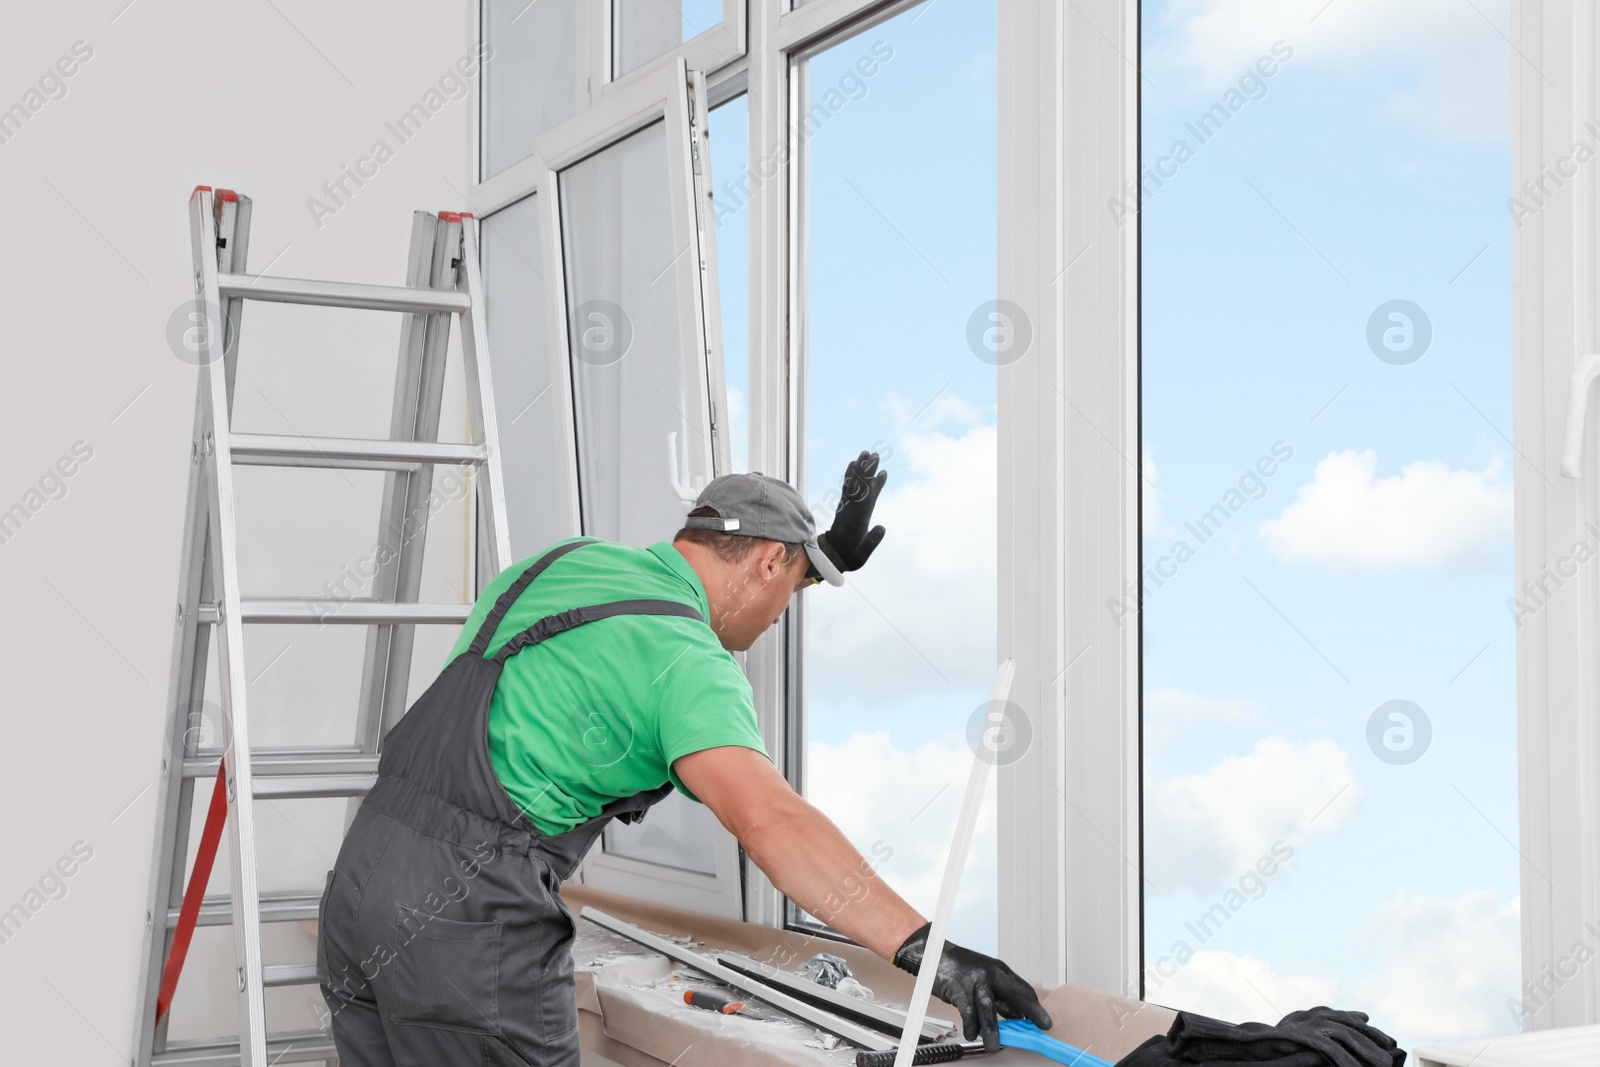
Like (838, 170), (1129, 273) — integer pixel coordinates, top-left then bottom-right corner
(1143, 451), (1164, 541)
(1148, 0), (1509, 140)
(1146, 736), (1360, 894)
(807, 419), (997, 703)
(885, 389), (985, 436)
(1356, 890), (1522, 1048)
(1146, 892), (1522, 1052)
(1148, 687), (1257, 723)
(1145, 688), (1258, 747)
(1147, 949), (1344, 1024)
(806, 730), (998, 953)
(800, 403), (1000, 951)
(1258, 450), (1511, 570)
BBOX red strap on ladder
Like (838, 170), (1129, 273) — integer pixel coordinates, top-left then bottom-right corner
(155, 759), (229, 1021)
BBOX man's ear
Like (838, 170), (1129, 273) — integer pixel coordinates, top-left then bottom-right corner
(756, 539), (787, 581)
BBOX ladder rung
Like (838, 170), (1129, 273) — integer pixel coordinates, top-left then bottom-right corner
(168, 890), (322, 928)
(218, 272), (470, 313)
(240, 598), (473, 624)
(184, 752), (380, 777)
(183, 753), (378, 798)
(255, 774), (375, 800)
(185, 751), (380, 799)
(185, 751), (378, 778)
(262, 962), (319, 987)
(153, 1029), (334, 1067)
(230, 432), (485, 471)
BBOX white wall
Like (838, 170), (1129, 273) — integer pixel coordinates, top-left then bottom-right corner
(0, 3), (476, 1060)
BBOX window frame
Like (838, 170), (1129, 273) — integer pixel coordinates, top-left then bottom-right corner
(473, 0), (1143, 993)
(470, 0), (1596, 1029)
(740, 0), (1146, 987)
(994, 0), (1143, 992)
(1510, 0), (1600, 1032)
(472, 0), (1149, 979)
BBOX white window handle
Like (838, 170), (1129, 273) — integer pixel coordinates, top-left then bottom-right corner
(1562, 353), (1600, 478)
(667, 431), (706, 504)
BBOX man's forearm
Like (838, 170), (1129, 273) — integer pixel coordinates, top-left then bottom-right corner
(739, 796), (924, 960)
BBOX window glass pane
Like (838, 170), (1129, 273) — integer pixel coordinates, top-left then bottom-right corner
(1139, 3), (1516, 1051)
(711, 94), (749, 473)
(482, 0), (579, 177)
(613, 0), (724, 79)
(484, 194), (568, 560)
(798, 1), (999, 954)
(560, 123), (724, 874)
(560, 121), (708, 547)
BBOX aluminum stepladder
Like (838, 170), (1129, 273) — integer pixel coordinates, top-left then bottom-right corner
(132, 187), (514, 1067)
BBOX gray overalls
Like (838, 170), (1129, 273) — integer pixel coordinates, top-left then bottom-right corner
(317, 539), (703, 1065)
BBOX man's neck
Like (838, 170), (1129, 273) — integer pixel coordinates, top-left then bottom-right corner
(672, 539), (730, 610)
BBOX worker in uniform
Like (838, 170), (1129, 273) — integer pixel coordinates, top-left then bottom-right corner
(316, 452), (1052, 1065)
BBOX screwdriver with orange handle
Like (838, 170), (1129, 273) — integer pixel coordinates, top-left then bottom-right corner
(683, 988), (779, 1020)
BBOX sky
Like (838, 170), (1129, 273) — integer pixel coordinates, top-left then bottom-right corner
(1138, 0), (1519, 1053)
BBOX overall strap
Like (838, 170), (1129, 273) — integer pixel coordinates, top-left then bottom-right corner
(467, 539), (598, 657)
(492, 599), (705, 665)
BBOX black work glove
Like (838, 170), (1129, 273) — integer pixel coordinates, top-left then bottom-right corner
(892, 921), (1053, 1052)
(816, 450), (888, 575)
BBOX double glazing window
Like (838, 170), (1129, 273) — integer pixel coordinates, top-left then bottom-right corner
(476, 0), (1558, 1051)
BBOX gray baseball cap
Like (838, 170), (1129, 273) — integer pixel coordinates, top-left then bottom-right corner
(684, 472), (843, 586)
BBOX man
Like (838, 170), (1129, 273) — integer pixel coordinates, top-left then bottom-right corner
(317, 452), (1051, 1066)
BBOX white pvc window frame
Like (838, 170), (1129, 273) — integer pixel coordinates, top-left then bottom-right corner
(992, 0), (1142, 993)
(1509, 0), (1600, 1031)
(471, 0), (1150, 992)
(738, 0), (1145, 993)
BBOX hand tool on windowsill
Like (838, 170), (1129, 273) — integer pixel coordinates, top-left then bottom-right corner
(853, 1039), (988, 1064)
(716, 954), (956, 1041)
(683, 988), (779, 1020)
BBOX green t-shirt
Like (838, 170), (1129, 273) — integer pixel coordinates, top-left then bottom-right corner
(446, 538), (768, 836)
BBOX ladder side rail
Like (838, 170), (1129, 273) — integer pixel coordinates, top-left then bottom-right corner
(374, 214), (458, 744)
(135, 189), (254, 1065)
(191, 188), (270, 1067)
(218, 193), (252, 410)
(457, 217), (514, 584)
(133, 398), (217, 1066)
(355, 212), (441, 757)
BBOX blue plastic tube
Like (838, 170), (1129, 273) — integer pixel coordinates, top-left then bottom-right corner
(998, 1020), (1114, 1067)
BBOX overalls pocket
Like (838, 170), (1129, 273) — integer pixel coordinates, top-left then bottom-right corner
(390, 909), (503, 1034)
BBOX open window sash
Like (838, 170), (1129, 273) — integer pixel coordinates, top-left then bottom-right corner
(476, 57), (739, 918)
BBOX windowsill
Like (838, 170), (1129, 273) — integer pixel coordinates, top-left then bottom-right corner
(1413, 1025), (1600, 1067)
(562, 882), (1175, 1066)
